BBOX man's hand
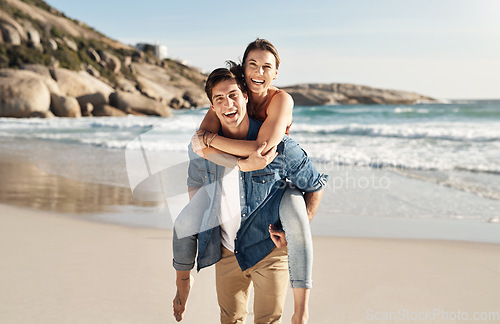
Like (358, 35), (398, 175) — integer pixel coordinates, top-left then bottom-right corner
(238, 142), (278, 172)
(269, 224), (287, 248)
(173, 272), (193, 322)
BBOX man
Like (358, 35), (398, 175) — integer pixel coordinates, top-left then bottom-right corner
(172, 68), (327, 323)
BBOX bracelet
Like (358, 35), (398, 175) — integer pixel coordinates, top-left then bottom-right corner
(202, 131), (208, 146)
(207, 133), (218, 148)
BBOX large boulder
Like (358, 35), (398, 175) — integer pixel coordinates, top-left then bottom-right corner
(100, 51), (121, 74)
(52, 68), (113, 99)
(87, 48), (101, 63)
(81, 102), (93, 117)
(109, 91), (172, 117)
(0, 10), (26, 43)
(0, 69), (51, 117)
(51, 95), (81, 117)
(63, 36), (78, 51)
(116, 76), (140, 94)
(76, 92), (107, 109)
(19, 64), (63, 96)
(92, 104), (127, 117)
(0, 24), (21, 45)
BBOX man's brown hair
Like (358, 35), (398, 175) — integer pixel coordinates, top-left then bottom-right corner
(205, 67), (246, 104)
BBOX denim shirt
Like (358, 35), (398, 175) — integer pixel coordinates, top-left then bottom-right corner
(173, 118), (328, 272)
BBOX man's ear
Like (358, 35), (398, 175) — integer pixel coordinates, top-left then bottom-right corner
(244, 92), (248, 103)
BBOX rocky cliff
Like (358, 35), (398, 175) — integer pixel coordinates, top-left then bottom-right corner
(282, 83), (436, 106)
(0, 0), (209, 118)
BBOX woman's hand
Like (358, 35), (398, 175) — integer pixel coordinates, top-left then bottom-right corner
(238, 142), (278, 172)
(269, 224), (287, 248)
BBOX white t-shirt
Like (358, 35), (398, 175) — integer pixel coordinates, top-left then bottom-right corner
(218, 166), (241, 252)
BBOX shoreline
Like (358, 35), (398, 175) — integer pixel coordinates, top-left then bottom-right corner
(1, 203), (499, 323)
(1, 146), (499, 244)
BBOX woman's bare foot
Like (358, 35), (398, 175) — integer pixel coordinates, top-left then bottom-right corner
(292, 313), (309, 324)
(173, 273), (193, 322)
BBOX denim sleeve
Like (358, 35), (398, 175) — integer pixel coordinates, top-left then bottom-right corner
(186, 144), (204, 189)
(172, 229), (197, 271)
(284, 138), (328, 193)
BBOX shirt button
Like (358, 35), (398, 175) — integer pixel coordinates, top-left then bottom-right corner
(242, 214), (246, 217)
(235, 251), (238, 254)
(240, 177), (243, 180)
(241, 195), (244, 198)
(262, 180), (265, 183)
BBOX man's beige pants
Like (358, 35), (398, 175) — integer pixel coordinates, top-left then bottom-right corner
(216, 246), (289, 324)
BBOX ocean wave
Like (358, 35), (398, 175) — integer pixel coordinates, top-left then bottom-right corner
(291, 122), (500, 142)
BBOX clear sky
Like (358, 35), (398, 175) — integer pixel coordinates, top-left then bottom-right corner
(45, 0), (500, 99)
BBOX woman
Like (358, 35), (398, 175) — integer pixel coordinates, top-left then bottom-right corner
(194, 39), (315, 324)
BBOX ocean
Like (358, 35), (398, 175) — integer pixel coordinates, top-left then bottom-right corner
(1, 100), (499, 241)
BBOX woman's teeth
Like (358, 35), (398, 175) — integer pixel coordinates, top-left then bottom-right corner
(252, 79), (264, 84)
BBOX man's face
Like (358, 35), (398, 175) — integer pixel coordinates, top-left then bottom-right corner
(210, 79), (248, 130)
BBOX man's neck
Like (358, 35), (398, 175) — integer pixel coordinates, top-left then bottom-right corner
(221, 116), (250, 140)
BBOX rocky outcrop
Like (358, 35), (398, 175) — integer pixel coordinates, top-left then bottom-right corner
(109, 91), (172, 117)
(283, 83), (436, 105)
(0, 0), (210, 118)
(0, 69), (51, 117)
(133, 62), (209, 108)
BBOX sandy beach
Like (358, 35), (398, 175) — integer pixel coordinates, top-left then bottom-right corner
(1, 203), (499, 324)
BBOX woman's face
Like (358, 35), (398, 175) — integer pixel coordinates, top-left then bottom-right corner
(244, 49), (278, 94)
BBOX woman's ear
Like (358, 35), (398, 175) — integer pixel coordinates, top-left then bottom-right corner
(273, 69), (278, 80)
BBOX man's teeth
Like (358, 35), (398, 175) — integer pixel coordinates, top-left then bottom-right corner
(252, 79), (264, 84)
(224, 111), (236, 116)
